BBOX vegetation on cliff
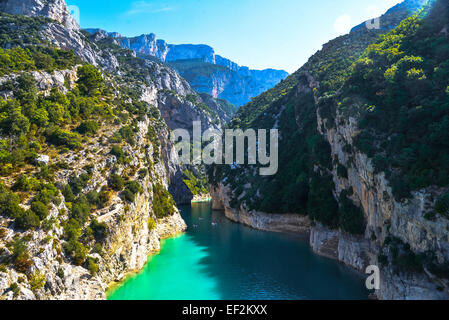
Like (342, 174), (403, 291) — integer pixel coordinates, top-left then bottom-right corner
(210, 0), (449, 283)
(0, 20), (176, 292)
(210, 0), (447, 235)
(344, 1), (449, 200)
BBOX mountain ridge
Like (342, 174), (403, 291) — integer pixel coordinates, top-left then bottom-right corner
(85, 28), (289, 107)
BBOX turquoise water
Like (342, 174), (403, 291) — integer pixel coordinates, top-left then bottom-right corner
(108, 202), (369, 300)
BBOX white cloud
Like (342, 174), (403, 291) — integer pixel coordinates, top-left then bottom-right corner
(334, 14), (352, 35)
(126, 1), (174, 16)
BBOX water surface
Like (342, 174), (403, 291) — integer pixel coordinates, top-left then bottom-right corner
(108, 202), (368, 300)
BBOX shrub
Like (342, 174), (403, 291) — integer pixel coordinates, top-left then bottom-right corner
(307, 174), (339, 228)
(47, 128), (82, 149)
(72, 241), (88, 266)
(29, 271), (46, 291)
(148, 217), (156, 231)
(378, 254), (388, 266)
(86, 257), (99, 276)
(33, 183), (60, 206)
(435, 193), (449, 218)
(337, 164), (348, 179)
(62, 184), (75, 202)
(63, 218), (82, 241)
(110, 145), (125, 163)
(11, 238), (33, 273)
(0, 184), (24, 218)
(12, 175), (41, 192)
(69, 173), (91, 195)
(77, 65), (104, 96)
(71, 196), (90, 225)
(30, 201), (49, 220)
(152, 183), (176, 219)
(339, 191), (366, 235)
(119, 126), (135, 145)
(121, 189), (135, 203)
(15, 210), (40, 230)
(138, 169), (148, 179)
(9, 282), (20, 298)
(90, 218), (108, 242)
(126, 180), (143, 195)
(63, 239), (88, 266)
(77, 121), (99, 135)
(109, 174), (125, 191)
(57, 267), (64, 279)
(183, 170), (209, 196)
(86, 190), (100, 207)
(98, 187), (112, 208)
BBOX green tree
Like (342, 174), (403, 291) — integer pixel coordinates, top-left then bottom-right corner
(108, 174), (125, 191)
(77, 65), (104, 96)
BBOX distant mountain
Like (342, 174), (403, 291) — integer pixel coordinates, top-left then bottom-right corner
(85, 29), (289, 107)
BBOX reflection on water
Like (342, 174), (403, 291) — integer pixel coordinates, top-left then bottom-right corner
(108, 202), (369, 300)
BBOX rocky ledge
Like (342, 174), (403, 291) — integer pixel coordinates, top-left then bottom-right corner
(211, 184), (311, 236)
(211, 182), (449, 300)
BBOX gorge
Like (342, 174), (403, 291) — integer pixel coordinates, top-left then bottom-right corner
(85, 28), (289, 107)
(0, 0), (448, 301)
(107, 203), (368, 300)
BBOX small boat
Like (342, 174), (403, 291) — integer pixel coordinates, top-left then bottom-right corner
(211, 222), (218, 227)
(193, 224), (198, 228)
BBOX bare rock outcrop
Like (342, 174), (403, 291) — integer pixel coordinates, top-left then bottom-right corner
(0, 0), (79, 30)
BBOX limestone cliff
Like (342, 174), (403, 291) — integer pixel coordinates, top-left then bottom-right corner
(0, 113), (186, 300)
(316, 101), (449, 299)
(85, 29), (289, 107)
(0, 0), (230, 300)
(0, 60), (188, 299)
(0, 0), (79, 30)
(210, 0), (448, 300)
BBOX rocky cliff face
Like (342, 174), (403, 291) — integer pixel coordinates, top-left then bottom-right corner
(0, 0), (229, 300)
(210, 184), (311, 236)
(170, 61), (289, 108)
(0, 57), (189, 299)
(85, 30), (289, 107)
(0, 110), (187, 300)
(316, 103), (449, 299)
(0, 0), (79, 30)
(210, 0), (448, 300)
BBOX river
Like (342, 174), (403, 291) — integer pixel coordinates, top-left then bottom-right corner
(108, 202), (369, 300)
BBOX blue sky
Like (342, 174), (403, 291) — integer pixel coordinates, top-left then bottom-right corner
(65, 0), (402, 73)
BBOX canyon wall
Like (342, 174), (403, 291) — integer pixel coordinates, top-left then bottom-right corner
(86, 30), (289, 107)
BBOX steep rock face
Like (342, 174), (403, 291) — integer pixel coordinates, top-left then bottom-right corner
(39, 25), (118, 69)
(86, 30), (289, 107)
(317, 106), (449, 300)
(166, 44), (216, 64)
(119, 34), (169, 61)
(134, 60), (218, 130)
(0, 0), (214, 300)
(80, 29), (237, 204)
(0, 67), (79, 99)
(210, 0), (449, 300)
(210, 184), (311, 236)
(0, 0), (79, 30)
(0, 111), (187, 300)
(173, 63), (289, 107)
